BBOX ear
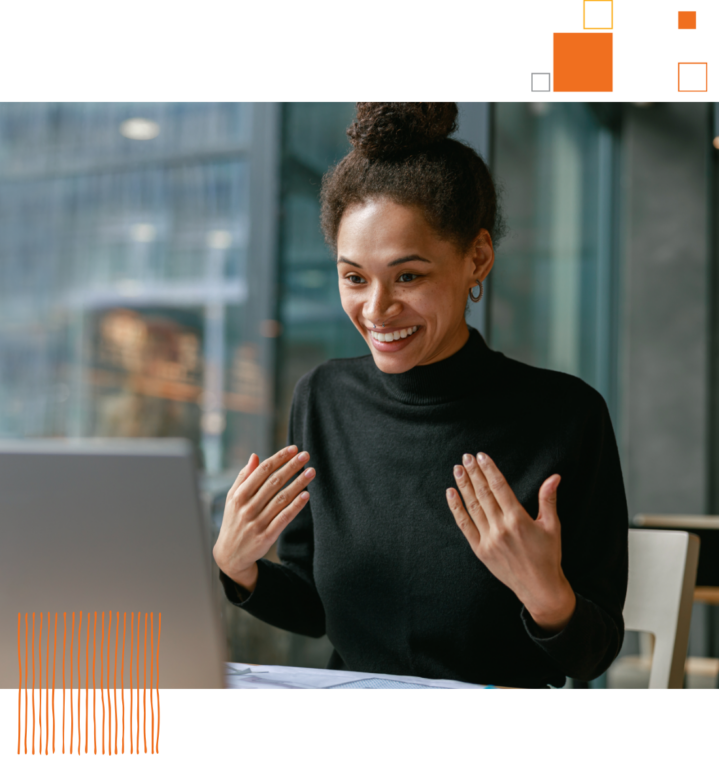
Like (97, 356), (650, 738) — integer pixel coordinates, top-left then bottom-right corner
(469, 228), (495, 284)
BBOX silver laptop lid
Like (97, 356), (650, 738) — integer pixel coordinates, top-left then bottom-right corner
(0, 439), (225, 688)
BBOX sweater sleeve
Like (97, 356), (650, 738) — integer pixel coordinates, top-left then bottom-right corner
(217, 375), (326, 638)
(520, 389), (629, 681)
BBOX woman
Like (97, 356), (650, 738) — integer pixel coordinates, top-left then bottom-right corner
(212, 103), (628, 689)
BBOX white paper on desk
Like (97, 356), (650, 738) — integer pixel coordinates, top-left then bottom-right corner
(225, 663), (486, 689)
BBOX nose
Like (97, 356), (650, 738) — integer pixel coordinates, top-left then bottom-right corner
(363, 282), (401, 327)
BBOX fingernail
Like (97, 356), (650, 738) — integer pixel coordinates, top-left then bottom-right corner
(446, 488), (455, 498)
(297, 451), (309, 462)
(454, 465), (464, 478)
(304, 467), (315, 478)
(287, 445), (298, 454)
(462, 453), (473, 466)
(300, 491), (310, 500)
(477, 452), (486, 463)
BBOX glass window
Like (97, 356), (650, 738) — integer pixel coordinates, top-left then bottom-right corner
(274, 103), (367, 449)
(490, 103), (620, 417)
(0, 103), (263, 475)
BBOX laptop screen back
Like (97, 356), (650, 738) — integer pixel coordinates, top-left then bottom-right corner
(0, 439), (225, 688)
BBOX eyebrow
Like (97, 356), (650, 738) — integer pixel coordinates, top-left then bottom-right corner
(337, 255), (432, 268)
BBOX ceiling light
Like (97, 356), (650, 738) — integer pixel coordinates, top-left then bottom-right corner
(529, 102), (550, 117)
(120, 118), (160, 140)
(207, 230), (233, 249)
(117, 280), (143, 297)
(130, 223), (157, 242)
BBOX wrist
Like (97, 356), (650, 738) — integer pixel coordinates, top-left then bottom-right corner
(525, 576), (576, 634)
(228, 562), (259, 593)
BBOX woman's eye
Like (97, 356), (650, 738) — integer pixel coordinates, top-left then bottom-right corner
(347, 272), (419, 285)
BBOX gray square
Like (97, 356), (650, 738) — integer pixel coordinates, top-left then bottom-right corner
(531, 73), (551, 92)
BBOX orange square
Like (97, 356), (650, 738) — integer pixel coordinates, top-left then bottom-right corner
(678, 11), (696, 29)
(678, 62), (707, 92)
(553, 33), (613, 92)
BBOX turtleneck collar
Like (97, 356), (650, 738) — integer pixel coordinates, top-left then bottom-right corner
(368, 326), (499, 406)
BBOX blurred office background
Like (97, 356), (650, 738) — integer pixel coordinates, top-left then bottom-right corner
(1, 102), (718, 685)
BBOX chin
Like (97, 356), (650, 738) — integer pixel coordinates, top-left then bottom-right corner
(370, 350), (418, 375)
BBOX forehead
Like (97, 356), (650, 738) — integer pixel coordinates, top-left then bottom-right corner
(337, 199), (442, 262)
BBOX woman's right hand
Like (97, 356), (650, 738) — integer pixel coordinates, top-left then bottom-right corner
(212, 444), (315, 592)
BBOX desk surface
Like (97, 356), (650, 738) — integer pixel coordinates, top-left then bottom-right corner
(225, 663), (492, 689)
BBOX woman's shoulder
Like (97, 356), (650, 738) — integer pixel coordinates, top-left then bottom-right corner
(496, 351), (609, 417)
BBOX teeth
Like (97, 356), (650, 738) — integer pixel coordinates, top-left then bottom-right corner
(370, 326), (419, 342)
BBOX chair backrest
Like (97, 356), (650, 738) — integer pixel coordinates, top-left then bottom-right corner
(624, 529), (700, 688)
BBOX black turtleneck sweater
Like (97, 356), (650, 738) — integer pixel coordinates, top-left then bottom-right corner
(219, 328), (628, 688)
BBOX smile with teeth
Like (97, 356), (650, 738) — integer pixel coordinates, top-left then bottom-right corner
(370, 326), (419, 342)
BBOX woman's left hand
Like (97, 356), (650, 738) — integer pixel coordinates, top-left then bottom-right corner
(446, 452), (576, 634)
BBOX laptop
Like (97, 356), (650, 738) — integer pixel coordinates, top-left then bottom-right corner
(0, 439), (226, 688)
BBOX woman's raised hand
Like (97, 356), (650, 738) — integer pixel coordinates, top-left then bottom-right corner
(445, 452), (576, 634)
(212, 445), (315, 592)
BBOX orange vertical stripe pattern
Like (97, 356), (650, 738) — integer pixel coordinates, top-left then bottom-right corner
(39, 612), (42, 752)
(62, 613), (66, 754)
(32, 613), (35, 755)
(16, 611), (162, 755)
(46, 611), (49, 755)
(85, 612), (89, 754)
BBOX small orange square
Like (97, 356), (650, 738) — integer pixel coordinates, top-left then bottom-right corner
(678, 11), (696, 29)
(554, 33), (613, 92)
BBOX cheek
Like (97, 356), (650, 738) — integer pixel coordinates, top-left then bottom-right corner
(409, 281), (462, 320)
(338, 286), (361, 319)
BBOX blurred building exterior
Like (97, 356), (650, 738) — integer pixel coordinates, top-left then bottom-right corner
(1, 102), (718, 680)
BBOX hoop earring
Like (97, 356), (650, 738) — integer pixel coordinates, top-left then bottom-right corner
(469, 280), (483, 303)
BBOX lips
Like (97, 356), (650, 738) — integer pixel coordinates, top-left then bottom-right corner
(367, 325), (422, 352)
(369, 326), (419, 343)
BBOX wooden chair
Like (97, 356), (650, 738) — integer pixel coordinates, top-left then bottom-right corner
(632, 515), (719, 687)
(608, 529), (700, 688)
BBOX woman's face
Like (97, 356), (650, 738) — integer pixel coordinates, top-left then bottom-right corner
(337, 198), (494, 374)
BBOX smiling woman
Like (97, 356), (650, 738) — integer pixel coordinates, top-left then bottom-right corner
(212, 103), (629, 689)
(334, 197), (492, 371)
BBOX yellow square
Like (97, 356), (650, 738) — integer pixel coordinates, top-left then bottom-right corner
(584, 0), (613, 30)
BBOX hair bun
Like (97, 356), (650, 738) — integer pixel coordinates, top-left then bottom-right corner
(347, 102), (458, 159)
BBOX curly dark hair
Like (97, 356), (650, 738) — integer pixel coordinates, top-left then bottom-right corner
(320, 102), (505, 256)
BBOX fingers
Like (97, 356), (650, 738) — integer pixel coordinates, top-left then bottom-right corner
(452, 461), (490, 536)
(264, 489), (311, 542)
(257, 462), (316, 525)
(460, 453), (504, 527)
(446, 488), (481, 551)
(249, 450), (313, 514)
(227, 452), (261, 497)
(233, 445), (301, 505)
(537, 475), (561, 529)
(472, 453), (522, 521)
